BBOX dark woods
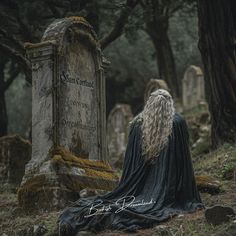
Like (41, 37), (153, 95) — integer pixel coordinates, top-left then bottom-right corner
(1, 0), (236, 149)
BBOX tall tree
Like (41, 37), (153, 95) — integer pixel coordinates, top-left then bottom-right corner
(198, 0), (236, 147)
(141, 0), (195, 99)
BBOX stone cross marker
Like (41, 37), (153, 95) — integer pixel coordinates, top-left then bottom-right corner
(18, 17), (117, 211)
(107, 104), (133, 168)
(182, 65), (206, 110)
(144, 79), (169, 104)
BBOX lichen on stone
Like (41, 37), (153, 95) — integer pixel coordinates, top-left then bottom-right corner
(17, 175), (48, 207)
(195, 174), (221, 194)
(68, 16), (88, 25)
(84, 168), (119, 180)
(50, 146), (114, 172)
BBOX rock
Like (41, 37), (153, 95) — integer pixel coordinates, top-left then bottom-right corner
(0, 135), (31, 189)
(77, 231), (95, 236)
(80, 188), (99, 197)
(195, 175), (221, 195)
(205, 205), (235, 225)
(192, 136), (210, 156)
(33, 224), (47, 235)
(154, 225), (170, 236)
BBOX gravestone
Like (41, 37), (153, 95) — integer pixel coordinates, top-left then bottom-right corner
(182, 65), (206, 110)
(18, 17), (118, 211)
(144, 79), (169, 104)
(107, 104), (133, 168)
(0, 135), (31, 189)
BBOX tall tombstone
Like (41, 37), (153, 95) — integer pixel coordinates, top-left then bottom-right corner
(144, 79), (169, 104)
(18, 17), (118, 211)
(182, 65), (206, 110)
(107, 104), (133, 168)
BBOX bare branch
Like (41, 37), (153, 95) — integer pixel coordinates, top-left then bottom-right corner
(0, 28), (24, 52)
(7, 0), (34, 42)
(0, 42), (31, 82)
(99, 0), (141, 50)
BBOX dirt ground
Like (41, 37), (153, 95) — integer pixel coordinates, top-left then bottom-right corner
(1, 115), (236, 235)
(0, 174), (235, 235)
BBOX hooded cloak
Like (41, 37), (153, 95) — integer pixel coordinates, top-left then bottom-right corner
(58, 113), (203, 235)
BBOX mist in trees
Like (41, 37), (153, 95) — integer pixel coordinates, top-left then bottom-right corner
(0, 0), (201, 138)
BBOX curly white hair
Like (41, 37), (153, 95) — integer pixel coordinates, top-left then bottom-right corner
(141, 89), (175, 161)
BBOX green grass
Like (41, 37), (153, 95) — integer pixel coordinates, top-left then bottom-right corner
(193, 143), (236, 179)
(163, 218), (236, 236)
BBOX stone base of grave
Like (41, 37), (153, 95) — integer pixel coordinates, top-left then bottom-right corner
(18, 147), (119, 211)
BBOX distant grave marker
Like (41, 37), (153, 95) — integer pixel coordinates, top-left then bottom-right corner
(144, 79), (169, 104)
(107, 104), (133, 168)
(182, 65), (206, 110)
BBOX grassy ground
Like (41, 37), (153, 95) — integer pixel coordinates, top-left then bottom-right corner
(194, 143), (236, 179)
(0, 108), (236, 235)
(0, 143), (235, 236)
(100, 143), (236, 236)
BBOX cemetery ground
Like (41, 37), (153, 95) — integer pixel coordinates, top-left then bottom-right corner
(1, 110), (236, 236)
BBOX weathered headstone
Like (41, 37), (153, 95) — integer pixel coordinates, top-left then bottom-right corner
(18, 17), (118, 211)
(144, 79), (169, 104)
(107, 104), (133, 168)
(0, 135), (31, 189)
(182, 65), (206, 110)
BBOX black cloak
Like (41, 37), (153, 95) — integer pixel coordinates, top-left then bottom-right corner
(58, 113), (203, 235)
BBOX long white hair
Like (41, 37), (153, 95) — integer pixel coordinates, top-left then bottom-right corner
(141, 89), (175, 161)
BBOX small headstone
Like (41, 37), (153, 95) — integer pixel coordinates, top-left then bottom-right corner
(205, 205), (235, 225)
(144, 79), (169, 104)
(182, 65), (206, 110)
(18, 17), (118, 211)
(0, 135), (31, 189)
(107, 104), (133, 168)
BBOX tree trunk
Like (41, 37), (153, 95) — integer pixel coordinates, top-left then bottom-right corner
(146, 19), (180, 99)
(198, 0), (236, 147)
(0, 62), (8, 136)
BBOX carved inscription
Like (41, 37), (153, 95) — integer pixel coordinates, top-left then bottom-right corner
(61, 119), (96, 132)
(60, 71), (94, 89)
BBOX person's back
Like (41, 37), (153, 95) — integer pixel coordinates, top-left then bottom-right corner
(58, 89), (203, 236)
